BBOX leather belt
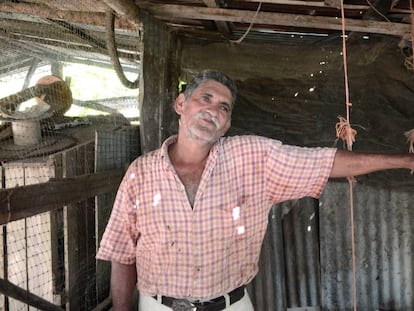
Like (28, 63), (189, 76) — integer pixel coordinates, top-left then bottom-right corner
(153, 285), (245, 311)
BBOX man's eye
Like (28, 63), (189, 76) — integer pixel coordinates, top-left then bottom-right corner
(202, 96), (210, 102)
(221, 106), (230, 113)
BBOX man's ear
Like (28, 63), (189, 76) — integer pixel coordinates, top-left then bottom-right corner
(174, 93), (185, 116)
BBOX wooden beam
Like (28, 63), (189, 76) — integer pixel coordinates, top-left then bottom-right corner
(228, 0), (412, 13)
(139, 3), (410, 36)
(0, 169), (124, 225)
(0, 2), (135, 30)
(347, 0), (394, 40)
(203, 0), (232, 35)
(101, 0), (141, 26)
(0, 19), (140, 54)
(139, 11), (180, 153)
(362, 0), (393, 20)
(0, 279), (64, 311)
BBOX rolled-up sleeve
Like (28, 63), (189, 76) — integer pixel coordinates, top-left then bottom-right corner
(266, 142), (337, 203)
(96, 165), (139, 264)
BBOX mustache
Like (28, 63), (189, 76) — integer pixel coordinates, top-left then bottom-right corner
(195, 111), (220, 129)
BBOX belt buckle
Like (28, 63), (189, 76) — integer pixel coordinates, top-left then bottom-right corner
(171, 299), (197, 311)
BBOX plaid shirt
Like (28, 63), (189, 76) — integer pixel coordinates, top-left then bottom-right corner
(97, 135), (336, 299)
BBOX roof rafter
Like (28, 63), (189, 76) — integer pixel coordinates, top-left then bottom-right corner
(203, 0), (232, 35)
(138, 3), (410, 37)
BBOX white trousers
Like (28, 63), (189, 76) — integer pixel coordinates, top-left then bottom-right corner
(139, 289), (254, 311)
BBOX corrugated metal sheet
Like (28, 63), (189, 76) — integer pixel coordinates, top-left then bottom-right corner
(320, 181), (413, 311)
(248, 198), (322, 310)
(248, 181), (413, 310)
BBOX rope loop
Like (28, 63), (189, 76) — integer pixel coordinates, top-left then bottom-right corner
(335, 115), (357, 151)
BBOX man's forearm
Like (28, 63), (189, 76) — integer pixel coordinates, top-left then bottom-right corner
(111, 261), (137, 311)
(330, 150), (414, 178)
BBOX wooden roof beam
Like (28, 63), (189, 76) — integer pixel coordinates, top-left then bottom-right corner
(231, 0), (410, 13)
(0, 2), (134, 30)
(203, 0), (232, 35)
(101, 0), (141, 26)
(346, 0), (395, 40)
(138, 3), (410, 37)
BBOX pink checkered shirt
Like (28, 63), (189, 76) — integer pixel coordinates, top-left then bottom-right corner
(97, 135), (336, 299)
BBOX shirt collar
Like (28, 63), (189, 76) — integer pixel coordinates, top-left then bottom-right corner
(159, 135), (223, 167)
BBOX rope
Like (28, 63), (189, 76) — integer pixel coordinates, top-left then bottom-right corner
(230, 2), (262, 44)
(365, 0), (391, 22)
(338, 1), (358, 310)
(105, 8), (139, 89)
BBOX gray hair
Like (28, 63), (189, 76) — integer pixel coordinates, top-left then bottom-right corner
(183, 70), (237, 107)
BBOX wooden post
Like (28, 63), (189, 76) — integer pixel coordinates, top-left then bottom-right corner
(0, 167), (4, 310)
(139, 11), (180, 154)
(62, 142), (95, 311)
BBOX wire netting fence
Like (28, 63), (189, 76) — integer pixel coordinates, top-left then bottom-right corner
(0, 3), (141, 309)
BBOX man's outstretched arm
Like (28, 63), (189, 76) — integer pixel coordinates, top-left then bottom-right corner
(111, 261), (137, 311)
(330, 150), (414, 178)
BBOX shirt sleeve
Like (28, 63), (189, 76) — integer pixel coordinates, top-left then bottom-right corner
(266, 141), (337, 203)
(96, 164), (139, 264)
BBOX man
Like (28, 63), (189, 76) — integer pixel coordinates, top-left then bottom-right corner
(97, 70), (413, 311)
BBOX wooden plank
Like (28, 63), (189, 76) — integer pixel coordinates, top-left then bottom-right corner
(0, 2), (134, 29)
(0, 169), (124, 225)
(139, 3), (411, 36)
(0, 166), (4, 310)
(242, 0), (412, 14)
(239, 0), (369, 10)
(63, 148), (79, 311)
(0, 279), (64, 311)
(202, 0), (231, 35)
(85, 143), (97, 309)
(62, 142), (97, 311)
(50, 153), (64, 306)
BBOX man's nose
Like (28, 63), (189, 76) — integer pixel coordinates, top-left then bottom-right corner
(205, 103), (219, 117)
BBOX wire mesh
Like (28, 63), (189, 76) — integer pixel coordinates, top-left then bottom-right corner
(0, 2), (141, 310)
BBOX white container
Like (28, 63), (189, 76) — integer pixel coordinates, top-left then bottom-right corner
(11, 121), (42, 146)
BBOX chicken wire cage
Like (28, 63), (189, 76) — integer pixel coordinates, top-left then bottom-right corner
(0, 2), (141, 310)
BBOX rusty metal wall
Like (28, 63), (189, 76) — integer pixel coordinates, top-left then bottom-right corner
(248, 181), (413, 310)
(320, 181), (413, 311)
(248, 198), (322, 310)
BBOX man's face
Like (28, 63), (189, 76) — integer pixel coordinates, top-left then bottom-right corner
(175, 80), (232, 144)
